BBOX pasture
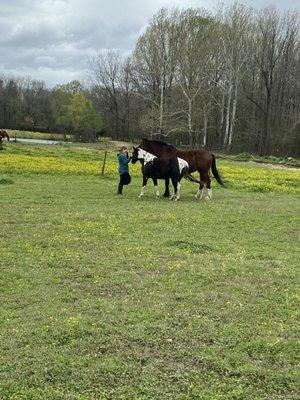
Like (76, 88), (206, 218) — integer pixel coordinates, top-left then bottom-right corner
(0, 142), (299, 400)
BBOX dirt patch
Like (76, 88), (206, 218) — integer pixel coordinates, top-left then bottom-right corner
(248, 161), (299, 171)
(110, 140), (132, 148)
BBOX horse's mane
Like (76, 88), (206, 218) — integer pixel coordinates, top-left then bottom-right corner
(141, 138), (176, 150)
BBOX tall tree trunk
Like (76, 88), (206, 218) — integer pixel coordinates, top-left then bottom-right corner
(260, 69), (273, 155)
(261, 102), (270, 155)
(216, 93), (225, 148)
(159, 71), (164, 133)
(188, 98), (192, 142)
(223, 76), (233, 148)
(228, 75), (239, 151)
(203, 113), (208, 147)
(220, 92), (225, 131)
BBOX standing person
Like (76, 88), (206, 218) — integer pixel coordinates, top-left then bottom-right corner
(117, 146), (132, 195)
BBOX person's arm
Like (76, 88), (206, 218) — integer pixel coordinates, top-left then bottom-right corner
(120, 153), (131, 164)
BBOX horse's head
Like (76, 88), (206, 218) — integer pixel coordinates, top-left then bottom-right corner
(131, 146), (139, 164)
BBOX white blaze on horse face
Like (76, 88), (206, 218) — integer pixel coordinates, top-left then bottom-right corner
(137, 148), (156, 164)
(178, 157), (189, 173)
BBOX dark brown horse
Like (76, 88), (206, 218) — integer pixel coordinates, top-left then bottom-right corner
(131, 146), (200, 201)
(0, 130), (10, 150)
(138, 138), (224, 199)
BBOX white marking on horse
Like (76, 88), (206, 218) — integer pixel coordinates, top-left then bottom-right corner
(178, 157), (189, 173)
(205, 188), (212, 200)
(137, 148), (156, 164)
(139, 186), (146, 197)
(196, 188), (204, 200)
(176, 182), (181, 200)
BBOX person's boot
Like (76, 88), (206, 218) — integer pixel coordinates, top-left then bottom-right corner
(117, 183), (123, 195)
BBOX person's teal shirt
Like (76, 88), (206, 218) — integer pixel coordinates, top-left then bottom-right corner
(117, 152), (131, 174)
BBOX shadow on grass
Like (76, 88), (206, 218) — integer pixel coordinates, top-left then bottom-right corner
(0, 178), (14, 185)
(166, 240), (214, 253)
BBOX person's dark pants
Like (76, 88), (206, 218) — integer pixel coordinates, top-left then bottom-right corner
(117, 172), (131, 194)
(117, 180), (123, 194)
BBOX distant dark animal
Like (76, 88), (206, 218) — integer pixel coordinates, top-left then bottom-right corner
(138, 138), (224, 200)
(0, 130), (10, 150)
(131, 146), (199, 201)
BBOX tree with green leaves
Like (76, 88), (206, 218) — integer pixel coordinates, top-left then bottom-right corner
(64, 92), (103, 141)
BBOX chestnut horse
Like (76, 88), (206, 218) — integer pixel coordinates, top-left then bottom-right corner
(138, 138), (224, 200)
(0, 130), (10, 150)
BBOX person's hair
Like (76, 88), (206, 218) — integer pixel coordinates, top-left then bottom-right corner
(120, 146), (128, 151)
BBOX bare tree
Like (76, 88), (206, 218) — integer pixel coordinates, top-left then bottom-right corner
(215, 3), (253, 151)
(131, 8), (180, 134)
(89, 50), (123, 136)
(176, 9), (215, 145)
(244, 7), (299, 154)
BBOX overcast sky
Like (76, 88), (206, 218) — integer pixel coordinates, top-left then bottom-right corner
(0, 0), (298, 87)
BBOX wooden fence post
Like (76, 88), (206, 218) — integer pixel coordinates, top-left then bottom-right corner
(101, 150), (107, 176)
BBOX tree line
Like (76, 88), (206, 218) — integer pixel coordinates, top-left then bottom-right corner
(0, 77), (102, 141)
(0, 3), (299, 155)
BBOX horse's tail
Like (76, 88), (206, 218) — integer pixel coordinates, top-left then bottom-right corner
(6, 131), (10, 141)
(184, 172), (201, 184)
(211, 154), (224, 186)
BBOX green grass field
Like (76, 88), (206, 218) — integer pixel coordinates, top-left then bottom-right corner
(0, 142), (299, 400)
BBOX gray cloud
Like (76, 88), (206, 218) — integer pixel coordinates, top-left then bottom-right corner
(0, 0), (298, 87)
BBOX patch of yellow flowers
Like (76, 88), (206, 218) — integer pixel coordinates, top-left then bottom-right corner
(1, 153), (299, 194)
(220, 163), (300, 194)
(1, 154), (95, 175)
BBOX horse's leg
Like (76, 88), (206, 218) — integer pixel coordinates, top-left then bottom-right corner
(169, 178), (175, 200)
(153, 178), (159, 199)
(200, 170), (212, 200)
(171, 178), (179, 201)
(139, 175), (148, 198)
(163, 178), (170, 197)
(195, 171), (205, 200)
(176, 181), (182, 200)
(205, 175), (212, 200)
